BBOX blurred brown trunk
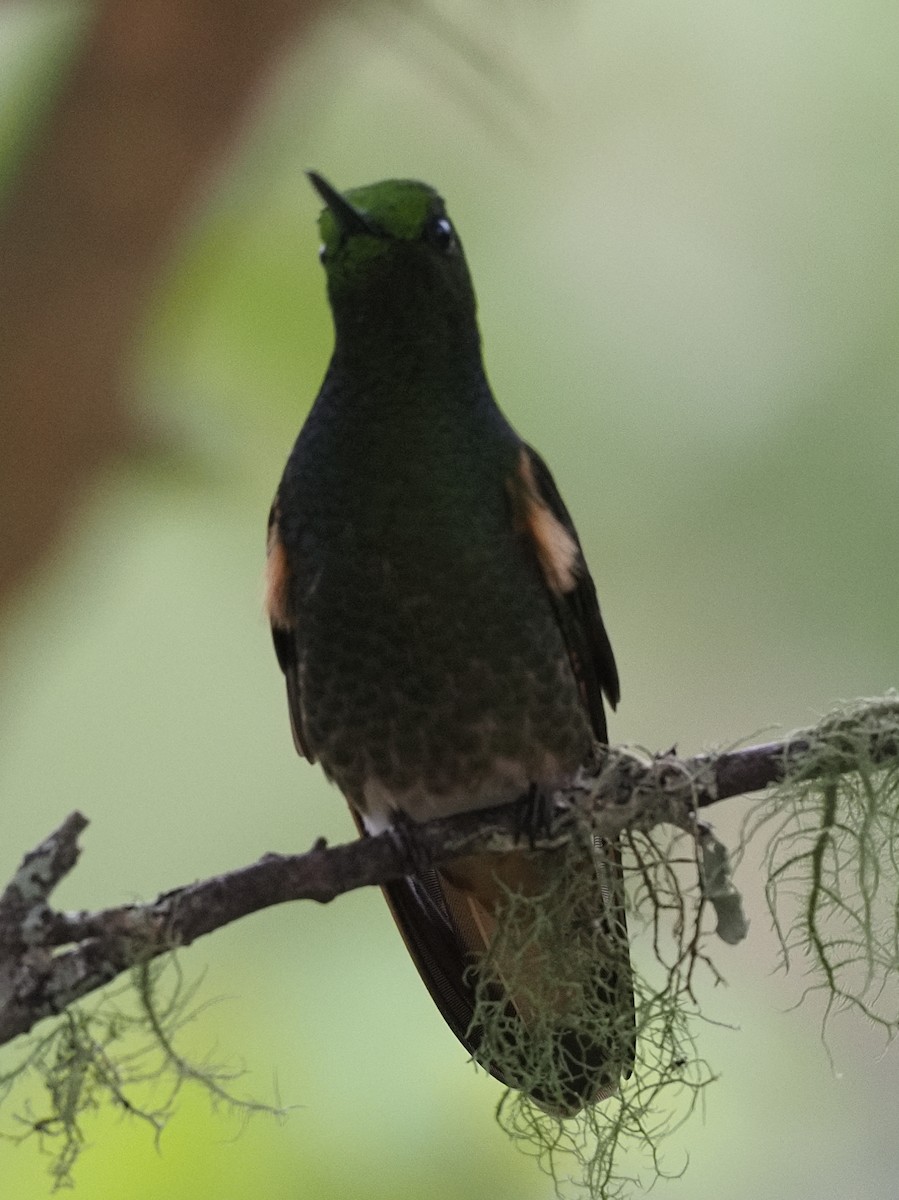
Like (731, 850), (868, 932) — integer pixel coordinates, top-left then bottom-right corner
(0, 0), (329, 609)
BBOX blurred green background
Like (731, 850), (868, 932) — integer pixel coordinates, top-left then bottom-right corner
(2, 0), (898, 1196)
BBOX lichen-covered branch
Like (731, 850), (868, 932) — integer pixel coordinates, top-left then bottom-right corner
(1, 696), (897, 1049)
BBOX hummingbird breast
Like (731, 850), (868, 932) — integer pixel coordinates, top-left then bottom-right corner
(280, 384), (592, 830)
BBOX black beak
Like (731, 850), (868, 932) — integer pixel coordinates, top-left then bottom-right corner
(307, 171), (376, 237)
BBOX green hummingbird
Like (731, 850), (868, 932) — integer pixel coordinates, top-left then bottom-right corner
(266, 172), (633, 1115)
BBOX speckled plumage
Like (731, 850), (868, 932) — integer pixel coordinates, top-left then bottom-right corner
(274, 363), (593, 830)
(268, 175), (630, 1114)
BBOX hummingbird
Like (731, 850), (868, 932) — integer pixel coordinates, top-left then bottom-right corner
(266, 173), (633, 1115)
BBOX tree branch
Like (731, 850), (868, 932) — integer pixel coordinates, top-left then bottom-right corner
(2, 697), (897, 1048)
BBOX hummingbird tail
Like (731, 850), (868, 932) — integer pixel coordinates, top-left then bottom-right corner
(382, 840), (634, 1117)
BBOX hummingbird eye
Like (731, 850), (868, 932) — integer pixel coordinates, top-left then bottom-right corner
(426, 216), (456, 253)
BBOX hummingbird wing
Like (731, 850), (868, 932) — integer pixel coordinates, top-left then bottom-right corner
(266, 500), (314, 761)
(508, 442), (620, 740)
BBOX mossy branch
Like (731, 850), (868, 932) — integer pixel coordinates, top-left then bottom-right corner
(2, 695), (897, 1050)
(2, 695), (898, 1194)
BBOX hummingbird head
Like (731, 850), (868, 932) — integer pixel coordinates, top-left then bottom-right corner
(307, 173), (480, 350)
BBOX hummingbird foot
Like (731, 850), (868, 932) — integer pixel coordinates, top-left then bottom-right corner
(512, 783), (560, 849)
(386, 808), (434, 878)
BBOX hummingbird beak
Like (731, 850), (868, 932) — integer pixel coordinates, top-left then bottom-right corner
(307, 171), (376, 238)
